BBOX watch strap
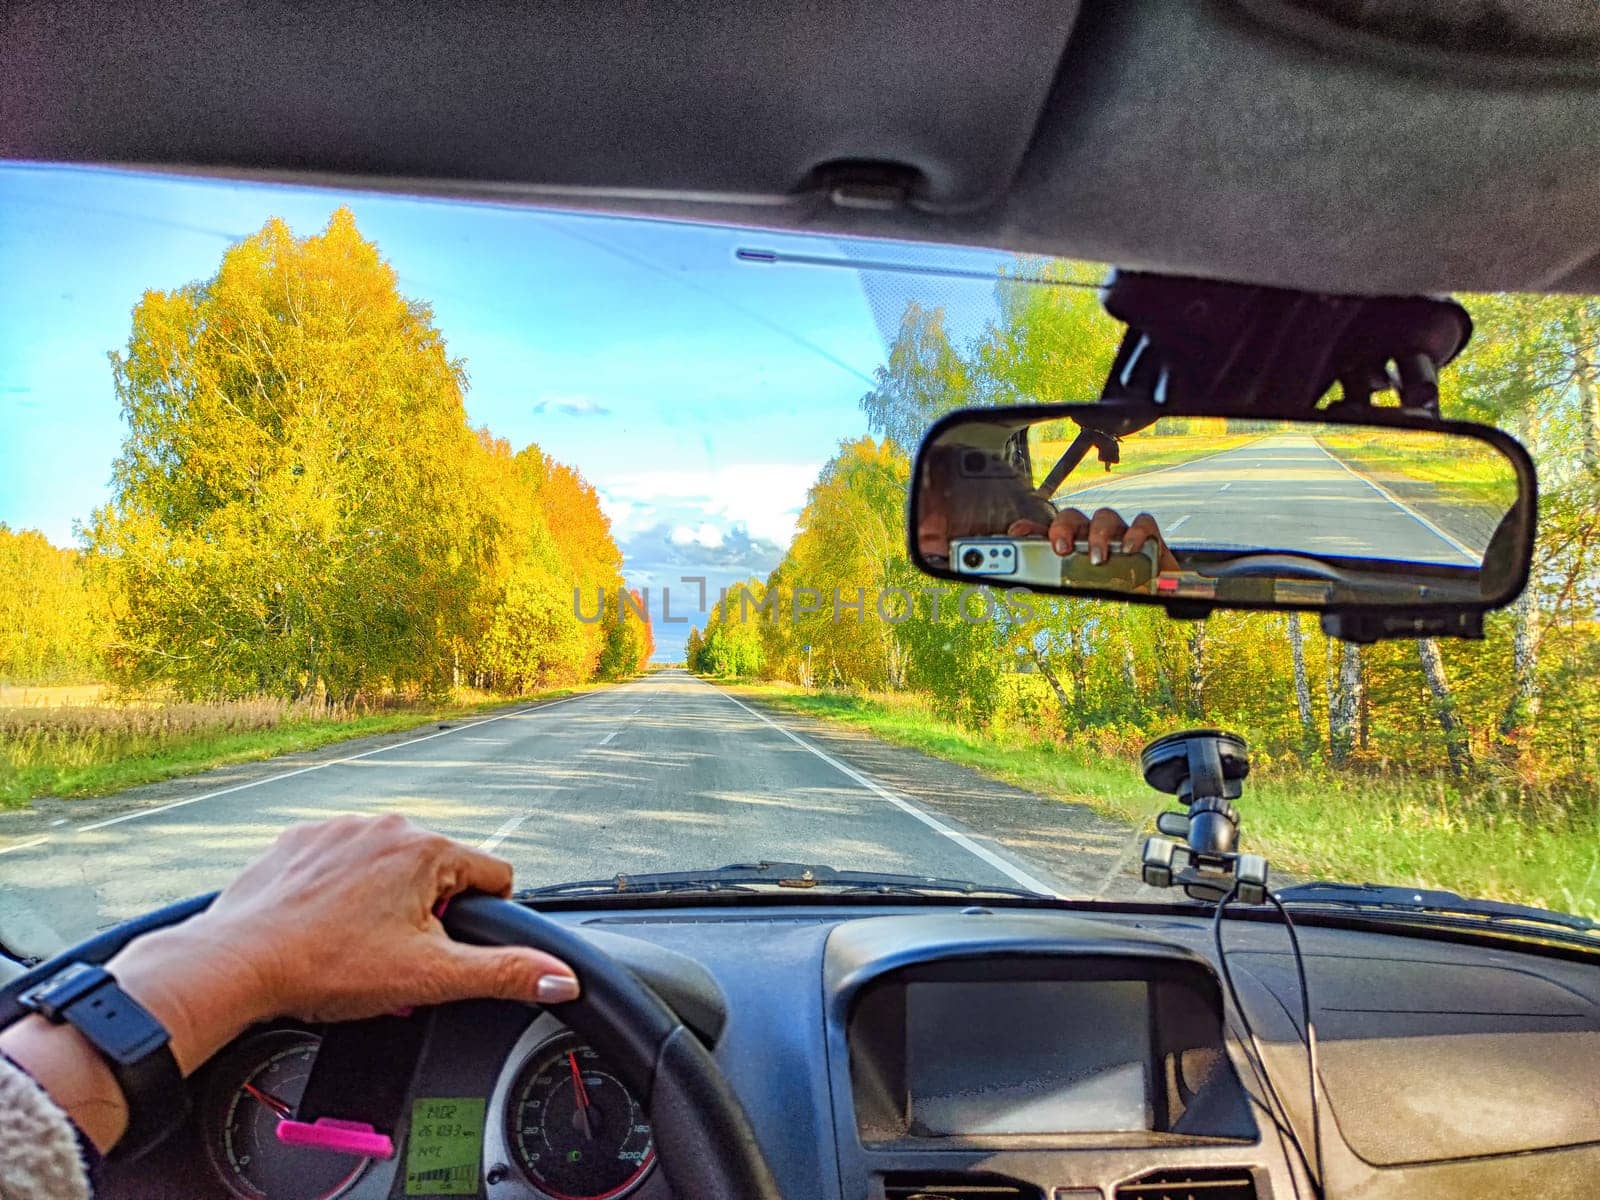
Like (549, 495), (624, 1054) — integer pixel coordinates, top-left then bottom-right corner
(20, 963), (189, 1159)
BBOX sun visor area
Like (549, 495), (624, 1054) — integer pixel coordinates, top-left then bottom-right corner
(0, 0), (1080, 212)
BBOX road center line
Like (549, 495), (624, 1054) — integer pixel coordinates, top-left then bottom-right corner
(695, 679), (1060, 897)
(69, 691), (596, 835)
(479, 813), (531, 853)
(598, 730), (618, 745)
(1168, 514), (1191, 532)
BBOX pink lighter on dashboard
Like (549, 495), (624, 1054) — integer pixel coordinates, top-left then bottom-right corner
(276, 1117), (396, 1160)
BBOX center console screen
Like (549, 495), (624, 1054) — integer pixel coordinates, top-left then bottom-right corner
(904, 980), (1152, 1135)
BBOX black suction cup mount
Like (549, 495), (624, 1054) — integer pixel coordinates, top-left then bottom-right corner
(1139, 729), (1268, 903)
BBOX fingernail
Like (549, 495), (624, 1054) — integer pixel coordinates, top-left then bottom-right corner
(1091, 546), (1105, 565)
(1055, 539), (1070, 554)
(536, 974), (580, 1004)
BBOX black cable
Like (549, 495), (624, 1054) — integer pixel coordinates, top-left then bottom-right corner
(1212, 886), (1326, 1200)
(1266, 889), (1326, 1198)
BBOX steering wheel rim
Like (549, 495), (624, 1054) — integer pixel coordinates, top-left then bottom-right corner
(0, 892), (784, 1200)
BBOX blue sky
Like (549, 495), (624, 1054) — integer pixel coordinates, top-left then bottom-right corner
(0, 166), (975, 659)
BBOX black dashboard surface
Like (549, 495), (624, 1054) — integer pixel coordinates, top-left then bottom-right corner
(104, 901), (1600, 1200)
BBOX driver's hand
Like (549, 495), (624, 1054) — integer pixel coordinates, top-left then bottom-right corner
(1009, 506), (1180, 572)
(6, 816), (580, 1154)
(115, 816), (578, 1057)
(177, 814), (581, 1023)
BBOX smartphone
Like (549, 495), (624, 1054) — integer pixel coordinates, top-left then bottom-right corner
(949, 536), (1160, 593)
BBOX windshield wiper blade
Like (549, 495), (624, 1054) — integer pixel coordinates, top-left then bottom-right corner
(516, 861), (1042, 900)
(1276, 882), (1598, 938)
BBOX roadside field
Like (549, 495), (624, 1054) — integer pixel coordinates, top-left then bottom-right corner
(729, 680), (1600, 921)
(0, 685), (605, 809)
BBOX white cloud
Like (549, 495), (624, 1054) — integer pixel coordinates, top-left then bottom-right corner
(596, 461), (820, 548)
(669, 523), (725, 549)
(531, 393), (611, 418)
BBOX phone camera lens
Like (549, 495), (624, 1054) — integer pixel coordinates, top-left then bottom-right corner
(960, 548), (985, 570)
(960, 450), (987, 475)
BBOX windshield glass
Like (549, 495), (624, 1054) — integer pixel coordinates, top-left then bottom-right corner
(1, 165), (1595, 951)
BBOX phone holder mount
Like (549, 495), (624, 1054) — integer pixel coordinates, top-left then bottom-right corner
(1138, 729), (1269, 904)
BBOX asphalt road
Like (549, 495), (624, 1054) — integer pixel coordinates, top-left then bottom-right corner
(0, 672), (1104, 958)
(1061, 432), (1484, 566)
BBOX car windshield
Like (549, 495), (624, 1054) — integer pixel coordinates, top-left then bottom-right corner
(1, 165), (1596, 953)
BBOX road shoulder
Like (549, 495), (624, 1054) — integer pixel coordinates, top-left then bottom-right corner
(0, 692), (590, 851)
(721, 684), (1157, 900)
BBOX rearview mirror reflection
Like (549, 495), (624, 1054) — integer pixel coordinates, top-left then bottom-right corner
(912, 408), (1533, 612)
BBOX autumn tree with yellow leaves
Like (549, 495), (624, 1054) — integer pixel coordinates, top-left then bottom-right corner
(85, 209), (648, 701)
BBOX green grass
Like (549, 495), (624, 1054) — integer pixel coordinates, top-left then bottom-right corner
(1315, 431), (1517, 512)
(729, 681), (1600, 922)
(0, 687), (599, 810)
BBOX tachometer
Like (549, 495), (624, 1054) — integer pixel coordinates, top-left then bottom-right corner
(503, 1035), (655, 1200)
(199, 1029), (366, 1200)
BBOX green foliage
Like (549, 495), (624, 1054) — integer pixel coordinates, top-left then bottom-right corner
(690, 255), (1600, 907)
(83, 210), (646, 702)
(0, 526), (107, 685)
(733, 682), (1599, 920)
(859, 304), (974, 452)
(597, 590), (654, 680)
(688, 579), (767, 677)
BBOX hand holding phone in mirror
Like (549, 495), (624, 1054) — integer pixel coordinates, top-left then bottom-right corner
(1008, 507), (1180, 572)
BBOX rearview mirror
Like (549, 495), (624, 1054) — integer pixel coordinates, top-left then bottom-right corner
(909, 404), (1536, 638)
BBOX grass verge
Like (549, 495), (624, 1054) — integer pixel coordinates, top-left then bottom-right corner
(726, 680), (1600, 921)
(0, 686), (599, 809)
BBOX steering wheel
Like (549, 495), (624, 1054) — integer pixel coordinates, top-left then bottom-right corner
(0, 892), (784, 1200)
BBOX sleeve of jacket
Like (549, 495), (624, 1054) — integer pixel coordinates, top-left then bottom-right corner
(0, 1052), (94, 1200)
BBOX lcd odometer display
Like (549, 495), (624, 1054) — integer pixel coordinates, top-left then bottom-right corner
(505, 1035), (656, 1200)
(405, 1098), (485, 1196)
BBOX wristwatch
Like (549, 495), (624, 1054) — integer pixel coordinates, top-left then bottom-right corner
(19, 961), (190, 1159)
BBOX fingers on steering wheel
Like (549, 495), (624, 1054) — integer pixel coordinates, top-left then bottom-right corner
(1086, 508), (1129, 565)
(434, 842), (515, 902)
(1049, 508), (1090, 555)
(433, 940), (582, 1006)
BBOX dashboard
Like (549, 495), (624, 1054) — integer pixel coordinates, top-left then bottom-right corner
(100, 901), (1600, 1200)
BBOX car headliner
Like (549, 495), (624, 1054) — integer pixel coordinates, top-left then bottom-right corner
(4, 0), (1598, 296)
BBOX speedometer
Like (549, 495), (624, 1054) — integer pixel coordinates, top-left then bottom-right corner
(199, 1029), (366, 1200)
(503, 1035), (655, 1200)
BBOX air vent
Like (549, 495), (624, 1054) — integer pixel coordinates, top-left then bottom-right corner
(883, 1173), (1041, 1200)
(1114, 1167), (1258, 1200)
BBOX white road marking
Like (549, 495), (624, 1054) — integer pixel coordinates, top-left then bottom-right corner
(598, 730), (618, 745)
(1168, 514), (1192, 532)
(0, 835), (49, 858)
(69, 692), (594, 835)
(697, 680), (1061, 897)
(479, 813), (531, 853)
(1312, 439), (1479, 562)
(1219, 482), (1232, 493)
